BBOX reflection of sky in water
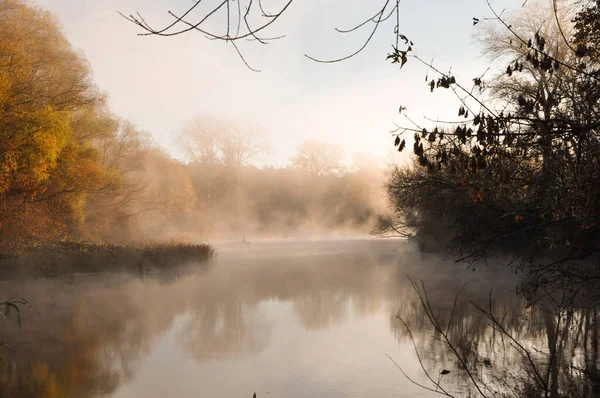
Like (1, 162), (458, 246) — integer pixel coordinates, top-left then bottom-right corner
(0, 239), (546, 398)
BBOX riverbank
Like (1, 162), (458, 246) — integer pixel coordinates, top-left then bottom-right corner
(0, 241), (215, 279)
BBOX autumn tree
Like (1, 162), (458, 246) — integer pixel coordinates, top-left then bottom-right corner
(0, 0), (103, 245)
(137, 148), (197, 236)
(0, 0), (197, 244)
(81, 119), (150, 241)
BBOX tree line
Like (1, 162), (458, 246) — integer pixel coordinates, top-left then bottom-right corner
(0, 0), (385, 246)
(177, 116), (385, 240)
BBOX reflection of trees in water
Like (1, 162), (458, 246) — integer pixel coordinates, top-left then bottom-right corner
(0, 281), (149, 397)
(179, 246), (398, 360)
(0, 271), (213, 398)
(294, 290), (351, 330)
(180, 299), (270, 360)
(542, 306), (600, 397)
(203, 248), (396, 331)
(0, 241), (404, 397)
(390, 278), (600, 397)
(7, 243), (588, 398)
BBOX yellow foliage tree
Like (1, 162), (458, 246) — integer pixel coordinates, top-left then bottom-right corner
(0, 0), (103, 245)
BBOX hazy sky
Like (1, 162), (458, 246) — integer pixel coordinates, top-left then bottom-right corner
(39, 0), (522, 166)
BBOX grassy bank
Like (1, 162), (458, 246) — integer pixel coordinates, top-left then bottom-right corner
(0, 241), (215, 279)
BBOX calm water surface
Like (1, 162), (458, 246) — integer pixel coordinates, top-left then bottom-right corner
(0, 239), (525, 397)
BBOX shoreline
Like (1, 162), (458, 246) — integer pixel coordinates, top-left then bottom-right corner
(0, 241), (215, 280)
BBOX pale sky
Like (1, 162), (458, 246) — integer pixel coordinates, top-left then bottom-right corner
(38, 0), (523, 166)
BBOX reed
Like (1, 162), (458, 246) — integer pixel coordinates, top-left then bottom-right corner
(0, 241), (215, 279)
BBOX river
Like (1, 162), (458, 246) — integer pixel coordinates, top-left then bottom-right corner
(0, 239), (582, 398)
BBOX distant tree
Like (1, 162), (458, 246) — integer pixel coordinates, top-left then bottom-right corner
(290, 141), (344, 176)
(177, 115), (223, 166)
(177, 114), (268, 208)
(219, 126), (269, 169)
(177, 114), (268, 168)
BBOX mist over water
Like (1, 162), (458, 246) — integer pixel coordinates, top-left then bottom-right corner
(1, 0), (599, 396)
(0, 239), (536, 398)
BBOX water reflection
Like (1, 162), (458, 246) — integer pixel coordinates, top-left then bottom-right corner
(0, 240), (595, 397)
(0, 275), (153, 397)
(390, 266), (600, 397)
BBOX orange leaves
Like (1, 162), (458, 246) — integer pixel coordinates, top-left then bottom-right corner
(0, 107), (71, 196)
(0, 1), (101, 244)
